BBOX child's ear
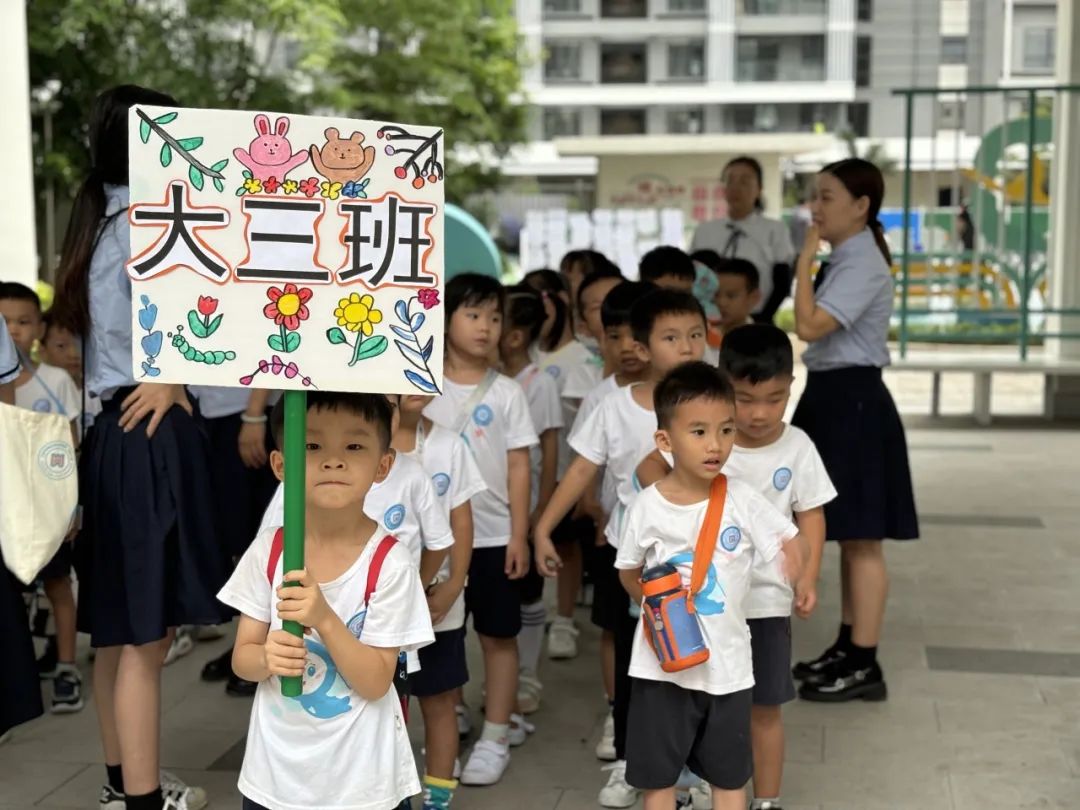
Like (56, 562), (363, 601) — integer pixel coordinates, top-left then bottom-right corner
(270, 450), (285, 482)
(749, 288), (762, 308)
(633, 340), (650, 364)
(655, 429), (673, 454)
(374, 449), (393, 484)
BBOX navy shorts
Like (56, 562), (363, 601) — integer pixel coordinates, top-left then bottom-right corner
(590, 543), (628, 632)
(552, 510), (594, 548)
(465, 547), (521, 639)
(748, 617), (796, 706)
(38, 541), (73, 581)
(411, 628), (469, 697)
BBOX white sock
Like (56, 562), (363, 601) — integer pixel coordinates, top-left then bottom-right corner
(751, 798), (782, 810)
(517, 600), (546, 673)
(480, 721), (510, 746)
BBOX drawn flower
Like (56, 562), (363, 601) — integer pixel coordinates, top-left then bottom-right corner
(197, 295), (219, 317)
(321, 180), (343, 200)
(299, 177), (320, 198)
(282, 179), (299, 195)
(263, 176), (281, 194)
(243, 177), (263, 194)
(417, 288), (440, 310)
(342, 179), (370, 199)
(334, 292), (384, 336)
(263, 283), (313, 331)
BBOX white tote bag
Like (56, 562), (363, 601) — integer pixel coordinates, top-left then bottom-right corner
(0, 402), (79, 584)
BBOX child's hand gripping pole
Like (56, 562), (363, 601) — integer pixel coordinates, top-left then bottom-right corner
(280, 390), (307, 697)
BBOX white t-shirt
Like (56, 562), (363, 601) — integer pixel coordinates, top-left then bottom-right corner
(0, 321), (18, 385)
(724, 425), (836, 618)
(403, 421), (486, 632)
(15, 363), (81, 421)
(561, 353), (604, 403)
(569, 383), (657, 547)
(218, 526), (433, 810)
(424, 374), (538, 548)
(258, 454), (453, 566)
(615, 482), (797, 696)
(570, 373), (621, 516)
(539, 340), (595, 477)
(190, 385), (282, 420)
(514, 364), (564, 512)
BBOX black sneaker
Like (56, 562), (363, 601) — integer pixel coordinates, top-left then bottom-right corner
(792, 645), (846, 681)
(98, 784), (125, 809)
(225, 672), (258, 697)
(51, 666), (84, 714)
(200, 648), (233, 682)
(799, 661), (887, 703)
(37, 636), (59, 680)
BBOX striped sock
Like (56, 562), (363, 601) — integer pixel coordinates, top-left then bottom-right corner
(422, 775), (458, 810)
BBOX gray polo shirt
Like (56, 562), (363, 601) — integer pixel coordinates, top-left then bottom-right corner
(691, 211), (795, 313)
(801, 227), (893, 371)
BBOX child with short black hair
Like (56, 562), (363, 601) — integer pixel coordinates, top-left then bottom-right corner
(0, 282), (83, 715)
(714, 258), (761, 337)
(616, 361), (803, 810)
(424, 273), (538, 786)
(639, 246), (696, 291)
(220, 392), (433, 810)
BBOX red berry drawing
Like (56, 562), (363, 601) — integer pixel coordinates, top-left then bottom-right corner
(412, 177), (425, 189)
(381, 125), (444, 190)
(394, 166), (408, 180)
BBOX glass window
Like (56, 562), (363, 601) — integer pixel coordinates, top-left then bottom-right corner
(668, 41), (706, 80)
(801, 36), (824, 66)
(856, 0), (872, 22)
(1022, 27), (1056, 72)
(544, 42), (583, 81)
(543, 0), (583, 13)
(856, 36), (872, 87)
(736, 37), (779, 81)
(601, 0), (647, 17)
(543, 108), (583, 139)
(847, 102), (870, 137)
(798, 103), (826, 132)
(741, 0), (826, 14)
(667, 0), (706, 12)
(601, 43), (648, 83)
(667, 107), (705, 134)
(936, 99), (965, 130)
(732, 104), (778, 132)
(600, 109), (647, 135)
(941, 36), (968, 65)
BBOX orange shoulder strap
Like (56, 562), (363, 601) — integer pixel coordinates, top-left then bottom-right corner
(687, 474), (727, 613)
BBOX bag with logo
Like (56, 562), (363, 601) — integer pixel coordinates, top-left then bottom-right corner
(0, 402), (79, 584)
(639, 474), (727, 673)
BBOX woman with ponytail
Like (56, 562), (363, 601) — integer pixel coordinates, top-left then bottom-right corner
(53, 85), (220, 810)
(790, 158), (918, 703)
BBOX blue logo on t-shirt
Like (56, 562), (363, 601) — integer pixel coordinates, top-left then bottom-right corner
(720, 526), (742, 552)
(32, 398), (53, 413)
(666, 551), (725, 615)
(432, 472), (451, 497)
(297, 639), (350, 719)
(773, 467), (793, 491)
(546, 366), (561, 379)
(384, 504), (406, 530)
(473, 404), (494, 427)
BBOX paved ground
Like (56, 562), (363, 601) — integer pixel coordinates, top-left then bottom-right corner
(2, 359), (1078, 810)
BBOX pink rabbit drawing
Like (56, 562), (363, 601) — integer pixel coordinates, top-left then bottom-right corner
(233, 114), (309, 182)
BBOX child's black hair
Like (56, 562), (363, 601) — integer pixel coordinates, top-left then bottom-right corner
(523, 269), (569, 352)
(445, 272), (505, 320)
(576, 264), (625, 315)
(504, 283), (547, 346)
(639, 246), (696, 285)
(716, 257), (760, 292)
(629, 289), (707, 346)
(719, 324), (794, 384)
(690, 249), (725, 273)
(654, 361), (735, 430)
(600, 280), (655, 331)
(560, 249), (620, 280)
(271, 392), (394, 452)
(0, 282), (42, 312)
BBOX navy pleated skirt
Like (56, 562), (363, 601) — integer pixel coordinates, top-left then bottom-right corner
(792, 366), (919, 542)
(74, 389), (230, 647)
(0, 562), (43, 736)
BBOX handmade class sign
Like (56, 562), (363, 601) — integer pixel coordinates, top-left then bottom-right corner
(127, 106), (445, 696)
(127, 105), (445, 395)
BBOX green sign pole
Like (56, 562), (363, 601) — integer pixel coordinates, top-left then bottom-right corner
(280, 389), (307, 697)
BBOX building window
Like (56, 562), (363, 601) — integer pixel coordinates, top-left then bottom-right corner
(601, 0), (647, 17)
(856, 36), (872, 87)
(741, 0), (826, 14)
(668, 41), (706, 80)
(801, 36), (824, 70)
(798, 103), (826, 132)
(733, 104), (779, 132)
(936, 99), (966, 130)
(601, 43), (648, 83)
(1022, 27), (1056, 72)
(941, 36), (968, 65)
(544, 42), (583, 81)
(856, 0), (872, 22)
(543, 0), (583, 14)
(668, 107), (705, 134)
(847, 102), (870, 137)
(543, 108), (583, 139)
(736, 37), (780, 81)
(667, 0), (706, 12)
(601, 109), (647, 135)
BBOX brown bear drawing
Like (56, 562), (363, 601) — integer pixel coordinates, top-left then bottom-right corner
(309, 127), (376, 185)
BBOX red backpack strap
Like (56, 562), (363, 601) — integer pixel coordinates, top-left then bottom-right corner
(266, 528), (285, 584)
(364, 535), (398, 605)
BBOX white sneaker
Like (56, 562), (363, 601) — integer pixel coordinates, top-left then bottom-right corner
(460, 739), (511, 786)
(163, 629), (195, 666)
(689, 779), (711, 810)
(517, 669), (543, 714)
(193, 623), (227, 641)
(547, 617), (580, 660)
(160, 770), (207, 810)
(598, 760), (639, 808)
(595, 711), (616, 761)
(508, 713), (535, 747)
(456, 704), (472, 738)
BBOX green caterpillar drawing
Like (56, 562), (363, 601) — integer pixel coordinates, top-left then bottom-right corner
(169, 331), (236, 364)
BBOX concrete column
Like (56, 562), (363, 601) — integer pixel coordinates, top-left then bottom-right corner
(1047, 0), (1080, 417)
(708, 0), (735, 83)
(2, 1), (38, 286)
(826, 0), (855, 83)
(516, 0), (544, 88)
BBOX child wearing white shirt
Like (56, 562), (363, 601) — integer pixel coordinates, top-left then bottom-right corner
(219, 393), (433, 810)
(615, 362), (802, 810)
(423, 274), (538, 787)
